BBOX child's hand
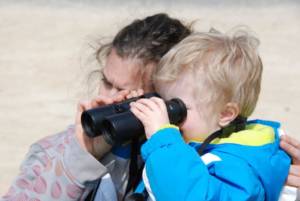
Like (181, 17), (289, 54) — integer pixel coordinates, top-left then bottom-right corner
(130, 97), (170, 139)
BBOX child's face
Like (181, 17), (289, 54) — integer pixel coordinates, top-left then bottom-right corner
(156, 72), (220, 142)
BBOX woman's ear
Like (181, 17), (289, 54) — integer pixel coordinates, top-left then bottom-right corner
(141, 62), (156, 92)
(218, 102), (240, 127)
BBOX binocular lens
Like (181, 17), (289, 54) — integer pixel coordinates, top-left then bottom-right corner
(81, 106), (118, 138)
(167, 98), (187, 125)
(82, 114), (97, 138)
(101, 112), (145, 144)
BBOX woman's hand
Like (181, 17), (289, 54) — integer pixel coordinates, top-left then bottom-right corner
(130, 97), (170, 139)
(280, 135), (300, 188)
(75, 90), (130, 160)
(125, 89), (144, 99)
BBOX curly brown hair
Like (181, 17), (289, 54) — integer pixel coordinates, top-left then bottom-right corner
(85, 13), (191, 96)
(96, 13), (192, 67)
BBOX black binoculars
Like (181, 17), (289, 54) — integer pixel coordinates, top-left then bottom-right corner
(81, 93), (187, 145)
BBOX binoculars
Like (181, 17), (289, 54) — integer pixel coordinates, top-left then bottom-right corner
(81, 93), (187, 145)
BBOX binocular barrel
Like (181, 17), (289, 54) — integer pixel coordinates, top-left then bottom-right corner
(81, 93), (187, 145)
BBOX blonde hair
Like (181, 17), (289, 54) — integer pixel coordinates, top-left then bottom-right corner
(154, 27), (263, 117)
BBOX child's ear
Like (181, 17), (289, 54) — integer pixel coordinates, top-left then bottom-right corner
(218, 102), (239, 127)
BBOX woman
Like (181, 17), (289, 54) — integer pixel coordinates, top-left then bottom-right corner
(1, 13), (299, 201)
(1, 13), (191, 201)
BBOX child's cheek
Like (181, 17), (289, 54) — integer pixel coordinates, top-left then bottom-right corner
(182, 132), (190, 143)
(179, 124), (192, 142)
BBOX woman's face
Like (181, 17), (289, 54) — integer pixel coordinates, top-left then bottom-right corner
(99, 49), (155, 97)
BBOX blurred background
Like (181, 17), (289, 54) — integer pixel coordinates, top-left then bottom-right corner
(0, 0), (299, 195)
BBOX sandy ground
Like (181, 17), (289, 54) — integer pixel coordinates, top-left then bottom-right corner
(0, 0), (299, 195)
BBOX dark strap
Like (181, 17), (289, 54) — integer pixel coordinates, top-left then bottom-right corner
(124, 189), (148, 201)
(123, 138), (143, 200)
(198, 116), (247, 156)
(85, 178), (102, 201)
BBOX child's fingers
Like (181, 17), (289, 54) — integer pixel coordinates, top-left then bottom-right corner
(136, 98), (159, 112)
(150, 97), (167, 113)
(130, 104), (147, 121)
(280, 140), (300, 163)
(130, 101), (152, 116)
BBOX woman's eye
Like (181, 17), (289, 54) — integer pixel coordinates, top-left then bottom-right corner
(101, 78), (112, 88)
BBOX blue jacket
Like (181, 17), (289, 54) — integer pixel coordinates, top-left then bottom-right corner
(140, 120), (291, 201)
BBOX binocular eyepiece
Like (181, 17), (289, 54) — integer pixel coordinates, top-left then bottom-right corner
(81, 93), (187, 145)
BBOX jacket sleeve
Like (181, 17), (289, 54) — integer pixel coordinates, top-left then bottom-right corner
(1, 125), (108, 201)
(141, 127), (265, 201)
